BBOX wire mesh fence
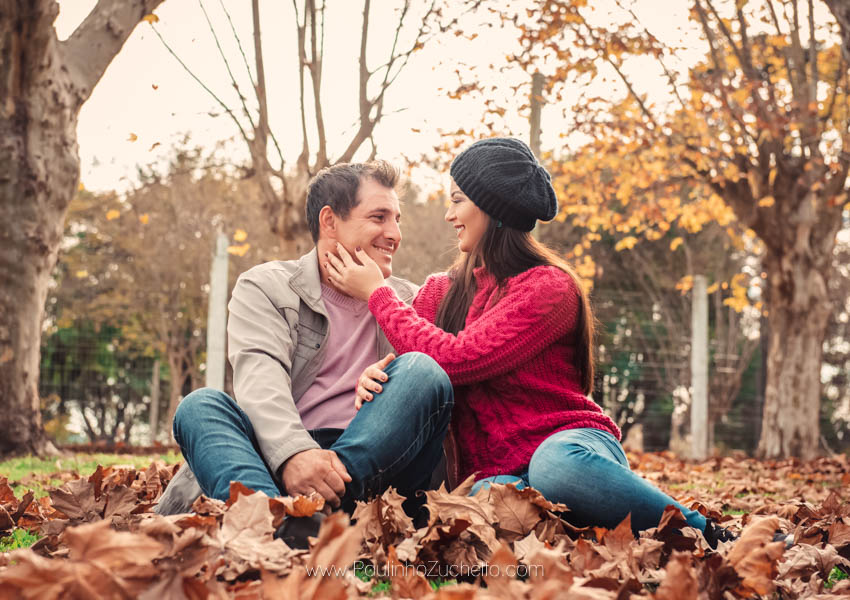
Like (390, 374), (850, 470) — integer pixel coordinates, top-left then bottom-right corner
(38, 287), (850, 455)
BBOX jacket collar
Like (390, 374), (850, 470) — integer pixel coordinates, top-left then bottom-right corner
(289, 246), (416, 311)
(289, 248), (326, 314)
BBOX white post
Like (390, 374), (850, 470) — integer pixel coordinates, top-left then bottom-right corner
(690, 274), (710, 460)
(206, 231), (229, 391)
(529, 71), (545, 241)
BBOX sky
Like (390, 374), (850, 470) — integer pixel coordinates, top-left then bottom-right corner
(54, 0), (697, 193)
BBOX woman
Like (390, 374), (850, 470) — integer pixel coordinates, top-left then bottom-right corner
(325, 137), (730, 547)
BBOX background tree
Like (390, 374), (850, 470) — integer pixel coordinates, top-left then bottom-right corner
(49, 149), (280, 442)
(0, 0), (165, 456)
(152, 0), (478, 253)
(506, 0), (849, 458)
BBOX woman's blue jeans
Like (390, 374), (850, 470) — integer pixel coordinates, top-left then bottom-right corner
(471, 428), (707, 534)
(172, 352), (453, 515)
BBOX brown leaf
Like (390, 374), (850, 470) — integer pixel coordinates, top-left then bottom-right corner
(0, 505), (13, 532)
(224, 480), (256, 507)
(218, 490), (294, 579)
(0, 520), (164, 599)
(482, 542), (519, 596)
(777, 543), (848, 581)
(480, 483), (560, 542)
(103, 485), (139, 519)
(266, 512), (362, 599)
(726, 516), (785, 597)
(0, 477), (18, 505)
(9, 491), (34, 525)
(88, 465), (105, 501)
(654, 551), (697, 600)
(269, 492), (325, 528)
(388, 545), (432, 599)
(513, 531), (548, 564)
(828, 518), (850, 548)
(49, 478), (105, 521)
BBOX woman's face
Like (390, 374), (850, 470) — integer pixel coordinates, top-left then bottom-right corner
(446, 179), (490, 253)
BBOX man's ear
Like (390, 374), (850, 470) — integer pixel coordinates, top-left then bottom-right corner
(318, 205), (338, 241)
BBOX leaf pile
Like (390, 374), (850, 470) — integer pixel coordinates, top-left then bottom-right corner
(0, 452), (848, 599)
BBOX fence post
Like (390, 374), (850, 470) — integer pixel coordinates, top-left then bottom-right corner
(529, 71), (545, 241)
(149, 358), (160, 444)
(690, 274), (710, 459)
(206, 231), (229, 391)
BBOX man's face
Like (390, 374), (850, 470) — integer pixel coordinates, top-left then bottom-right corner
(333, 178), (401, 278)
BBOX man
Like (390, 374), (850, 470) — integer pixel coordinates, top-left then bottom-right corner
(156, 161), (453, 546)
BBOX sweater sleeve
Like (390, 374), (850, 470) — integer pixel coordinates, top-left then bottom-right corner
(369, 266), (580, 385)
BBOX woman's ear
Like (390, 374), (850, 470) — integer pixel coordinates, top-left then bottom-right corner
(318, 205), (337, 240)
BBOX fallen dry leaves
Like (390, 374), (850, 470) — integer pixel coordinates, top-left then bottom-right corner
(0, 451), (848, 599)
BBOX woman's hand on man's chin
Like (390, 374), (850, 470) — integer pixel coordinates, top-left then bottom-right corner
(325, 242), (385, 301)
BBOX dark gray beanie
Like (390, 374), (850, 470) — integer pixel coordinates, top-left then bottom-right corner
(449, 137), (558, 232)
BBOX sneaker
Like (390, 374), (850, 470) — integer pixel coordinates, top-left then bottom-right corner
(772, 530), (794, 549)
(274, 512), (326, 549)
(703, 519), (795, 551)
(703, 519), (738, 550)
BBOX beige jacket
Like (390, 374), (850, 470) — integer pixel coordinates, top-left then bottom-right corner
(155, 248), (417, 514)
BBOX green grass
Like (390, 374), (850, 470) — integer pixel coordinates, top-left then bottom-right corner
(353, 561), (456, 596)
(0, 528), (41, 552)
(826, 566), (849, 589)
(0, 451), (182, 498)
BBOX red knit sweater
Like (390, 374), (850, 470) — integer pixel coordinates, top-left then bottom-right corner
(368, 265), (621, 484)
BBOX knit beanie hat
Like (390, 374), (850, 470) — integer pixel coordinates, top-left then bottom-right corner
(449, 137), (558, 232)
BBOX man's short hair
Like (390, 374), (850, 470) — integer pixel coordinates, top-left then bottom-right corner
(305, 160), (399, 242)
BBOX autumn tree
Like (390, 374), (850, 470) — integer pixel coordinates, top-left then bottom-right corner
(0, 0), (165, 456)
(51, 150), (280, 440)
(151, 0), (477, 253)
(502, 0), (849, 459)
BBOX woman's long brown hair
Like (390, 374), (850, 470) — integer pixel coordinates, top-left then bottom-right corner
(434, 219), (596, 395)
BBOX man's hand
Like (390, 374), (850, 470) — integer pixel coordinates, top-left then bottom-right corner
(279, 448), (352, 508)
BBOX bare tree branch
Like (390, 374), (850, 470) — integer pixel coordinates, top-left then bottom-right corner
(308, 0), (328, 167)
(198, 0), (256, 131)
(149, 25), (253, 148)
(61, 0), (166, 105)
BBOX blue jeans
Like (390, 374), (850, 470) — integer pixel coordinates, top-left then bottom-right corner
(470, 428), (707, 534)
(173, 352), (453, 515)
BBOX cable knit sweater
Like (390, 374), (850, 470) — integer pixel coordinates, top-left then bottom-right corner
(368, 265), (621, 484)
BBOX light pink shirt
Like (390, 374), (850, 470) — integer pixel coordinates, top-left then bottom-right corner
(295, 284), (379, 430)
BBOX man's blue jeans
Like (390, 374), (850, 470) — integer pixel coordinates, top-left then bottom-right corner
(471, 428), (707, 534)
(172, 352), (453, 515)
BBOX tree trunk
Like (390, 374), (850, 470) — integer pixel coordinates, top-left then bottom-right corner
(825, 0), (850, 62)
(757, 246), (832, 459)
(0, 0), (164, 457)
(149, 358), (161, 443)
(166, 353), (186, 436)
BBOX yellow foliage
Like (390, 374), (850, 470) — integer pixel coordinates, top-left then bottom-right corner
(227, 243), (251, 257)
(106, 209), (120, 221)
(675, 275), (694, 294)
(233, 229), (248, 242)
(127, 133), (138, 142)
(758, 196), (775, 207)
(706, 282), (720, 294)
(614, 236), (638, 252)
(142, 14), (159, 24)
(669, 237), (683, 251)
(75, 270), (88, 279)
(139, 213), (150, 225)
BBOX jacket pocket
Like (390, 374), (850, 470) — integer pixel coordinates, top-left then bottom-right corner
(294, 322), (323, 360)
